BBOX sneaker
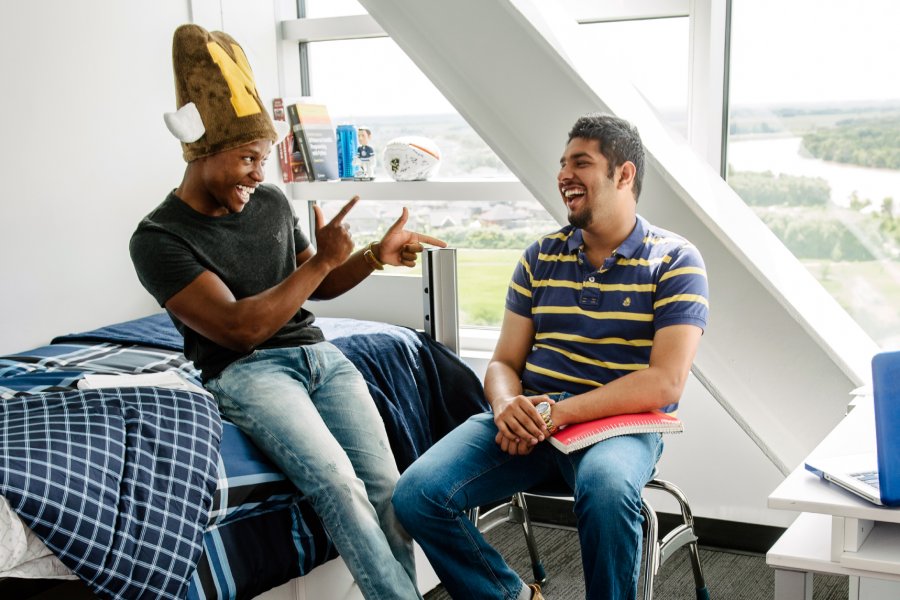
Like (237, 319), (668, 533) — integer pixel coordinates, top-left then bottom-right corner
(528, 583), (544, 599)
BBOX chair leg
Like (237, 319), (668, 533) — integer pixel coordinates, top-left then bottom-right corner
(512, 493), (548, 584)
(641, 499), (660, 600)
(646, 479), (710, 600)
(687, 541), (709, 600)
(496, 476), (708, 598)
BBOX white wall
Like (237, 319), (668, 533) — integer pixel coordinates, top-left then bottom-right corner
(0, 0), (285, 354)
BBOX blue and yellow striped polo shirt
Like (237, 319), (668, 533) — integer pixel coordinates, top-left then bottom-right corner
(505, 215), (709, 413)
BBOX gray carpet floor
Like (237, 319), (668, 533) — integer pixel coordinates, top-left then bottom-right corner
(424, 522), (849, 599)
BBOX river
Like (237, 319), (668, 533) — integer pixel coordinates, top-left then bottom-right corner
(727, 136), (900, 208)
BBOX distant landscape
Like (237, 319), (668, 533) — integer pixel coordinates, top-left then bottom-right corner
(337, 101), (900, 345)
(728, 100), (900, 347)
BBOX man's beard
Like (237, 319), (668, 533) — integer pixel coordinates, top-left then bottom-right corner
(567, 207), (592, 229)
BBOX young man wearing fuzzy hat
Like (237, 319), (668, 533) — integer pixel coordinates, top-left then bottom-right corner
(130, 24), (444, 599)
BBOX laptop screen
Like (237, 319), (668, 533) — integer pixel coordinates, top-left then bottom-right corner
(873, 350), (900, 506)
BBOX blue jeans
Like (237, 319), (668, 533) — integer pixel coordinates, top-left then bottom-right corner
(206, 342), (421, 600)
(393, 412), (662, 600)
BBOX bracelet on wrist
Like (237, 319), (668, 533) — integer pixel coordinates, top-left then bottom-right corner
(363, 242), (384, 271)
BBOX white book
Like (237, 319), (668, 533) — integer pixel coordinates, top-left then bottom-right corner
(77, 371), (210, 397)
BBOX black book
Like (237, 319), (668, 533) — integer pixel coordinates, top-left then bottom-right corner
(286, 99), (339, 181)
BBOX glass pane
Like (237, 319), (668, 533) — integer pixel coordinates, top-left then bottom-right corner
(304, 0), (365, 18)
(317, 199), (559, 327)
(727, 0), (900, 349)
(306, 35), (555, 331)
(579, 17), (689, 136)
(308, 38), (512, 180)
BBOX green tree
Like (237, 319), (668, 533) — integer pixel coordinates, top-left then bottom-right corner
(804, 117), (900, 169)
(757, 209), (874, 261)
(848, 191), (871, 211)
(729, 171), (830, 207)
(880, 197), (897, 233)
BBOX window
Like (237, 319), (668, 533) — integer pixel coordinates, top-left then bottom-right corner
(726, 0), (900, 349)
(307, 39), (509, 180)
(317, 196), (555, 327)
(292, 19), (559, 330)
(288, 2), (690, 332)
(578, 17), (690, 137)
(303, 0), (364, 19)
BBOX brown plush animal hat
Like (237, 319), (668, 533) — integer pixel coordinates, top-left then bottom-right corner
(164, 24), (288, 162)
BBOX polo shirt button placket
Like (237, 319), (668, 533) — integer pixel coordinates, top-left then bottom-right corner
(580, 273), (600, 306)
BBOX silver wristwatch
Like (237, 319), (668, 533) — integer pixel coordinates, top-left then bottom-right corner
(536, 401), (557, 433)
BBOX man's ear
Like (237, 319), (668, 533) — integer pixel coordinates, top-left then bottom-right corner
(617, 161), (637, 191)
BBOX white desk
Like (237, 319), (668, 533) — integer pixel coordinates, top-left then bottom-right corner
(767, 398), (900, 599)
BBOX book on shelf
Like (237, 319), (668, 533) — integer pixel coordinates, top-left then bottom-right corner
(548, 410), (683, 454)
(77, 371), (211, 397)
(272, 98), (310, 183)
(285, 98), (339, 182)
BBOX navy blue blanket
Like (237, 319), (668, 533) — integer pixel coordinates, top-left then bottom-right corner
(52, 312), (185, 351)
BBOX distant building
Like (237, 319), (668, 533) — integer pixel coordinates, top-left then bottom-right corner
(477, 203), (530, 228)
(427, 207), (465, 229)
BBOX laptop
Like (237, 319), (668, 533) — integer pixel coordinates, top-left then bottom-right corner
(804, 350), (900, 507)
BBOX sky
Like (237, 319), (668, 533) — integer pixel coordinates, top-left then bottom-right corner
(302, 0), (900, 117)
(728, 0), (900, 105)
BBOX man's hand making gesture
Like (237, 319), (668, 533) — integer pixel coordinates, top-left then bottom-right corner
(306, 196), (447, 302)
(312, 196), (447, 271)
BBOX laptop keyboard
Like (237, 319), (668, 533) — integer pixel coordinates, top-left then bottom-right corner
(851, 470), (879, 488)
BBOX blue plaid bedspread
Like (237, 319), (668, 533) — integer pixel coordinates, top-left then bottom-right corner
(0, 386), (221, 600)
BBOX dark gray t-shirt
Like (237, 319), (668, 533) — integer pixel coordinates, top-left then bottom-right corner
(130, 184), (325, 380)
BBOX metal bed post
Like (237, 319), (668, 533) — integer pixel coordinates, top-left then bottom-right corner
(422, 247), (459, 354)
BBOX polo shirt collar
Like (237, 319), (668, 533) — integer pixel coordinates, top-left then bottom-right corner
(564, 215), (647, 258)
(565, 227), (584, 254)
(615, 215), (648, 259)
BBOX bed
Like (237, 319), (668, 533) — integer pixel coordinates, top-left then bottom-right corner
(0, 312), (488, 599)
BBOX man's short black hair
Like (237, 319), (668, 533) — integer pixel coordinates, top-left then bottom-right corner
(567, 113), (645, 201)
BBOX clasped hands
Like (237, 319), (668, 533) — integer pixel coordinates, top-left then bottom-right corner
(313, 196), (446, 269)
(493, 395), (555, 456)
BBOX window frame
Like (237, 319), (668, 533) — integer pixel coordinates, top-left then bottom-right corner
(280, 12), (560, 345)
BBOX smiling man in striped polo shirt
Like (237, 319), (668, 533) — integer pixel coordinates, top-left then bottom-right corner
(394, 113), (709, 600)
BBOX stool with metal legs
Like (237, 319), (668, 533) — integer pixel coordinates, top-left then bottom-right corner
(468, 468), (710, 600)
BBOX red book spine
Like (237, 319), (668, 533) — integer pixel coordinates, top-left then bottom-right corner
(272, 98), (293, 184)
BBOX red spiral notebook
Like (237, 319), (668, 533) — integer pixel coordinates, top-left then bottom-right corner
(549, 410), (683, 454)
